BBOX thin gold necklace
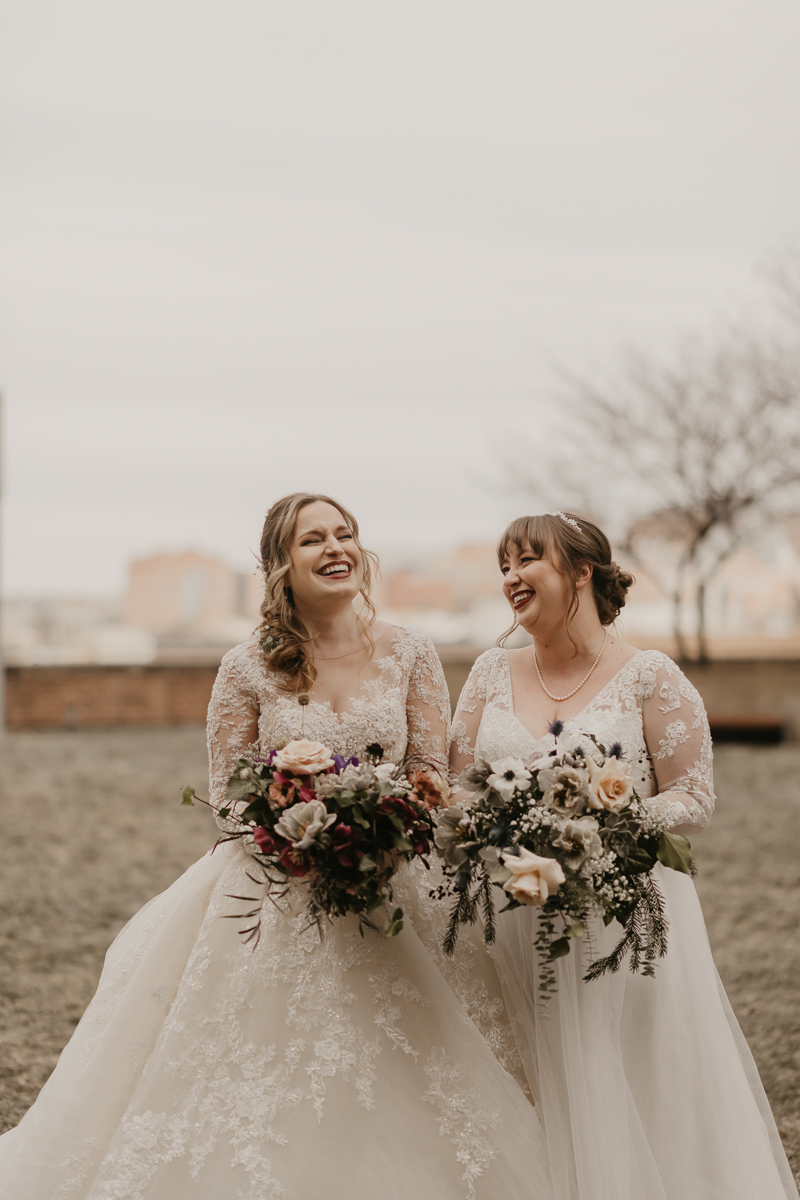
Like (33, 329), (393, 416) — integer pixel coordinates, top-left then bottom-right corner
(313, 626), (390, 661)
(314, 644), (368, 661)
(534, 630), (609, 703)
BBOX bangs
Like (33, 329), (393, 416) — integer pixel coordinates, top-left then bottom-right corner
(496, 515), (554, 566)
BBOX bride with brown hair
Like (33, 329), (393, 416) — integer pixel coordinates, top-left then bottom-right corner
(0, 493), (554, 1200)
(450, 510), (797, 1200)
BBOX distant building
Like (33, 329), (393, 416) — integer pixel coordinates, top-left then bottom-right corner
(124, 552), (262, 655)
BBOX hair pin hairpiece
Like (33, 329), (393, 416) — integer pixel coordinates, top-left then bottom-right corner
(550, 511), (583, 533)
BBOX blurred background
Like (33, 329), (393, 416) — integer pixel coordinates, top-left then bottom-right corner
(2, 0), (800, 725)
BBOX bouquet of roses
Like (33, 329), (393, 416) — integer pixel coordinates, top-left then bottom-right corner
(434, 730), (694, 991)
(183, 739), (445, 945)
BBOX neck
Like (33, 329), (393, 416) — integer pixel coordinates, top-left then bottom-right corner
(530, 612), (606, 670)
(298, 601), (363, 653)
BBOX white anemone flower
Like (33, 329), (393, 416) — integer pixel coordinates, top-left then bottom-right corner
(486, 757), (532, 803)
(274, 799), (336, 849)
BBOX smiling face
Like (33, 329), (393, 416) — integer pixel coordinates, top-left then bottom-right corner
(501, 537), (574, 635)
(285, 500), (363, 611)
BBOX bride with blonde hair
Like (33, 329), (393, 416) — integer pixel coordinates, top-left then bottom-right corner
(0, 493), (554, 1200)
(450, 510), (798, 1200)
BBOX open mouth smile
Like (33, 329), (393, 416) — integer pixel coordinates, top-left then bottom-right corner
(317, 561), (352, 579)
(511, 588), (535, 610)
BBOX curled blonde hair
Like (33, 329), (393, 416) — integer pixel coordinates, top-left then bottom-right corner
(257, 492), (379, 693)
(496, 512), (634, 648)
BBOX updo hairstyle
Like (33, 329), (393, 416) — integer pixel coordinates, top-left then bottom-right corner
(257, 492), (379, 693)
(496, 512), (634, 645)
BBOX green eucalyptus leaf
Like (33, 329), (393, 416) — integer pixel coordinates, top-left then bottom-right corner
(181, 785), (196, 806)
(657, 831), (693, 875)
(565, 922), (586, 939)
(549, 937), (571, 959)
(489, 867), (513, 884)
(358, 854), (377, 872)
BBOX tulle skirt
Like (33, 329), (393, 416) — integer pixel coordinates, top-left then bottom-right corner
(491, 862), (798, 1200)
(0, 845), (553, 1200)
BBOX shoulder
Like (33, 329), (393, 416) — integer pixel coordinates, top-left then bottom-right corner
(388, 623), (439, 666)
(215, 634), (265, 696)
(464, 646), (507, 697)
(625, 649), (705, 708)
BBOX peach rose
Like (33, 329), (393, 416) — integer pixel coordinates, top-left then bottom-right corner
(272, 739), (335, 776)
(501, 848), (566, 906)
(585, 756), (634, 812)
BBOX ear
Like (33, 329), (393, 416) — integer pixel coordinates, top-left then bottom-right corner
(575, 562), (593, 591)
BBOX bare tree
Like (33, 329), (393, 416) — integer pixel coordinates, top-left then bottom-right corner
(531, 324), (800, 663)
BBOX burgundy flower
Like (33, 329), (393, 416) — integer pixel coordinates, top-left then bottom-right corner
(332, 822), (362, 868)
(382, 796), (418, 830)
(280, 845), (311, 877)
(253, 826), (281, 855)
(410, 829), (430, 856)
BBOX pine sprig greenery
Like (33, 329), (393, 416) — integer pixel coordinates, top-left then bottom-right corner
(583, 874), (669, 982)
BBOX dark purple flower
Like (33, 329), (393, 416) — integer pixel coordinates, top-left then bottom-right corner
(331, 754), (359, 773)
(549, 719), (564, 738)
(608, 742), (624, 759)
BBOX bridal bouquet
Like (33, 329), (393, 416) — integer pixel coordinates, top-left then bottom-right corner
(183, 739), (444, 944)
(434, 731), (694, 991)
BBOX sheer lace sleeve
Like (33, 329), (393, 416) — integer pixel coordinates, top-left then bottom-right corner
(206, 644), (261, 839)
(405, 632), (451, 778)
(640, 654), (715, 835)
(449, 650), (501, 782)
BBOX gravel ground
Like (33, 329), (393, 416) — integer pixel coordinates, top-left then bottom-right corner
(0, 729), (798, 1186)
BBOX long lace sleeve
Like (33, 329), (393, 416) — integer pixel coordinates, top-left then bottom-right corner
(206, 645), (261, 839)
(405, 632), (452, 778)
(641, 655), (715, 835)
(449, 652), (497, 782)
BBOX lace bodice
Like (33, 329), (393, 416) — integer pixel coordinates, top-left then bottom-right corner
(207, 624), (451, 839)
(451, 648), (714, 833)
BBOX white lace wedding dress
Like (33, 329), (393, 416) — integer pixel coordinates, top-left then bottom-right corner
(452, 647), (798, 1200)
(0, 626), (553, 1200)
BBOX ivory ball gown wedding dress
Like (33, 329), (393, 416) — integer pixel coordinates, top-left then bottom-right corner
(0, 627), (553, 1200)
(451, 646), (798, 1200)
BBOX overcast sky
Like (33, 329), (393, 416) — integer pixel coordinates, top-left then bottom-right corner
(2, 0), (799, 596)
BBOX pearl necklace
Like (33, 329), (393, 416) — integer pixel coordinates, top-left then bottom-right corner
(533, 629), (609, 703)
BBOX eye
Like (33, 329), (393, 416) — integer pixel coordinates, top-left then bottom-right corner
(500, 566), (510, 576)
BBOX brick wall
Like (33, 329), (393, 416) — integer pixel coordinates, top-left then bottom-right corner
(5, 654), (799, 738)
(5, 665), (219, 730)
